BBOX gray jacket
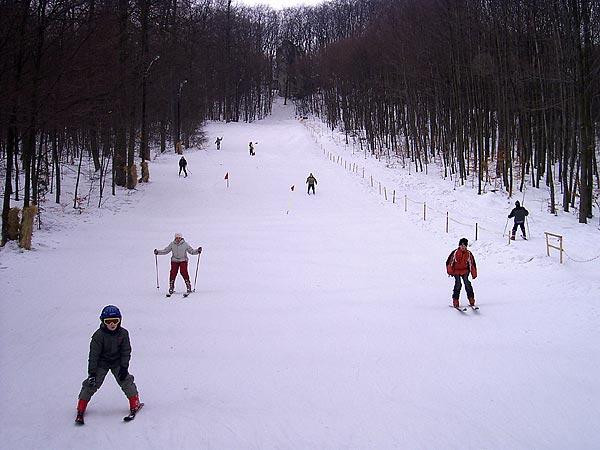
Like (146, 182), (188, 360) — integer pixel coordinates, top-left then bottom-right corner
(156, 239), (199, 262)
(88, 326), (131, 374)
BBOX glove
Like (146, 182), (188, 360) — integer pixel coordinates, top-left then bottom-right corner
(86, 374), (97, 387)
(198, 247), (202, 253)
(154, 249), (158, 255)
(118, 367), (129, 381)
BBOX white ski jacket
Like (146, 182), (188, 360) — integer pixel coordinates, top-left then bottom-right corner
(156, 239), (199, 262)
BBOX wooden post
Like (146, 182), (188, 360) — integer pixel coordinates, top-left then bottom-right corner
(384, 187), (387, 200)
(475, 223), (478, 241)
(393, 190), (396, 203)
(560, 236), (563, 264)
(423, 203), (426, 220)
(446, 212), (449, 233)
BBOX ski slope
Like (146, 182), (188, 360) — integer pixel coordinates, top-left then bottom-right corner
(1, 99), (599, 449)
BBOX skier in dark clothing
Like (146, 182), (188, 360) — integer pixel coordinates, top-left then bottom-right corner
(179, 156), (188, 177)
(446, 238), (478, 308)
(75, 305), (142, 425)
(249, 141), (255, 156)
(508, 200), (529, 240)
(306, 173), (317, 194)
(215, 137), (222, 150)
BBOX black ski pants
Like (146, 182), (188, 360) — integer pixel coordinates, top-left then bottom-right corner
(453, 273), (474, 300)
(307, 184), (315, 194)
(512, 222), (526, 237)
(179, 166), (187, 177)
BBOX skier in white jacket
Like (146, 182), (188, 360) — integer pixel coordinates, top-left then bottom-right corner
(154, 233), (202, 294)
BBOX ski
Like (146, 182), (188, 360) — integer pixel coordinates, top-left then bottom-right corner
(450, 305), (467, 312)
(123, 403), (144, 422)
(166, 293), (173, 297)
(75, 413), (84, 425)
(468, 305), (480, 311)
(183, 291), (193, 298)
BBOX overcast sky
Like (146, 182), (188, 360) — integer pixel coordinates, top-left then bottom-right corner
(236, 0), (325, 9)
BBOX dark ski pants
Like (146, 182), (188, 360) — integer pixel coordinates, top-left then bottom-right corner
(307, 184), (315, 194)
(453, 273), (474, 300)
(170, 261), (190, 282)
(179, 166), (187, 177)
(78, 366), (138, 401)
(512, 222), (526, 237)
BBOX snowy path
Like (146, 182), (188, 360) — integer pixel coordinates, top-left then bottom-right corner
(1, 100), (599, 449)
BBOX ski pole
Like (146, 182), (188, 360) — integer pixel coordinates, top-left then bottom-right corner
(155, 254), (160, 289)
(193, 252), (201, 292)
(525, 216), (530, 239)
(503, 217), (509, 237)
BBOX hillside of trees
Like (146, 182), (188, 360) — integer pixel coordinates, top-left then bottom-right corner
(1, 0), (599, 247)
(282, 0), (600, 224)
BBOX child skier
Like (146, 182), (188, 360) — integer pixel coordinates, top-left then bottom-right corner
(249, 141), (255, 156)
(179, 156), (188, 177)
(154, 233), (202, 294)
(508, 200), (529, 240)
(446, 238), (478, 309)
(75, 305), (142, 425)
(215, 137), (223, 150)
(306, 173), (317, 194)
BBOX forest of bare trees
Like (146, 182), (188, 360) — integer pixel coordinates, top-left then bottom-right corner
(0, 0), (278, 245)
(284, 0), (600, 224)
(2, 0), (599, 248)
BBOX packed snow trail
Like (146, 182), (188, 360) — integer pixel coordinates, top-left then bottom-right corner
(1, 99), (598, 449)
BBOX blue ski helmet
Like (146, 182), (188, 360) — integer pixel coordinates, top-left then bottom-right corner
(100, 305), (122, 320)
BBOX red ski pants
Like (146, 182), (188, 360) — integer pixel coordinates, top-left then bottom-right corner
(170, 261), (190, 282)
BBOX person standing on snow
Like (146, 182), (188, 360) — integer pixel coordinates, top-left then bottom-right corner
(249, 141), (255, 156)
(215, 137), (223, 150)
(508, 200), (529, 240)
(446, 237), (477, 309)
(154, 233), (202, 294)
(179, 156), (188, 177)
(306, 173), (317, 194)
(75, 305), (142, 425)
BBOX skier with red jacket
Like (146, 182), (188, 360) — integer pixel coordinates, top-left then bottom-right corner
(446, 237), (478, 308)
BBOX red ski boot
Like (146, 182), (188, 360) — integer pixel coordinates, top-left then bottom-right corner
(75, 399), (88, 425)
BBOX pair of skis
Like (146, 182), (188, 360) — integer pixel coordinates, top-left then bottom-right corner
(451, 305), (479, 312)
(75, 403), (144, 425)
(166, 291), (191, 298)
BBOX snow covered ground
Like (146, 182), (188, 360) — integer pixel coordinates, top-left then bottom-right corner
(1, 98), (599, 449)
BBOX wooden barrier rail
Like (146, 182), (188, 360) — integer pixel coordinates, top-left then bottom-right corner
(544, 232), (563, 264)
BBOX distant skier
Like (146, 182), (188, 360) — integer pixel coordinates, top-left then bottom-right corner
(154, 232), (202, 294)
(446, 237), (477, 309)
(249, 141), (255, 156)
(179, 156), (188, 177)
(306, 173), (317, 194)
(75, 305), (142, 425)
(508, 200), (529, 240)
(215, 137), (223, 150)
